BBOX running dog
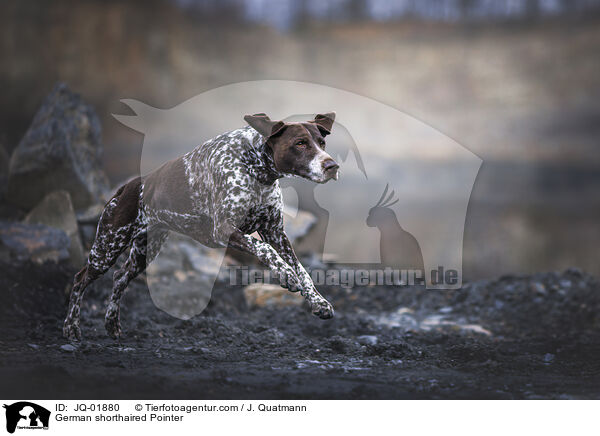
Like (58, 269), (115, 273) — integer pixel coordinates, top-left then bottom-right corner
(63, 112), (339, 340)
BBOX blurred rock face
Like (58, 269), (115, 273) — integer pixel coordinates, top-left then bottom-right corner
(0, 221), (70, 264)
(7, 83), (109, 211)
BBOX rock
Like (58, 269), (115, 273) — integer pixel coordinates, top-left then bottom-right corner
(7, 83), (109, 210)
(302, 252), (327, 270)
(530, 282), (547, 295)
(78, 225), (98, 250)
(0, 221), (70, 264)
(178, 240), (222, 276)
(146, 232), (225, 277)
(543, 353), (555, 363)
(559, 279), (572, 289)
(243, 283), (304, 308)
(357, 335), (378, 346)
(283, 209), (317, 243)
(372, 307), (418, 329)
(76, 202), (105, 247)
(24, 190), (85, 267)
(60, 344), (77, 352)
(76, 202), (105, 225)
(458, 324), (492, 336)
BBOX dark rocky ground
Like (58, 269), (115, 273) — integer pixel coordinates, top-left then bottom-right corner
(1, 259), (599, 399)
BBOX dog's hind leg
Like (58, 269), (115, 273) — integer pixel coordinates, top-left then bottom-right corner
(63, 266), (99, 340)
(63, 178), (142, 341)
(104, 228), (168, 339)
(63, 227), (132, 341)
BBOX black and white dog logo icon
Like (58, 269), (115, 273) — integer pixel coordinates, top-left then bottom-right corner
(3, 402), (50, 433)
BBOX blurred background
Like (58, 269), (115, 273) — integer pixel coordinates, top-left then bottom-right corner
(1, 0), (600, 280)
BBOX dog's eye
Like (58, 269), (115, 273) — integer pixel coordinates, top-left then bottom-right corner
(318, 139), (326, 147)
(295, 140), (306, 147)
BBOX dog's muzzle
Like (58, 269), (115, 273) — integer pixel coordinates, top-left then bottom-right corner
(322, 159), (340, 181)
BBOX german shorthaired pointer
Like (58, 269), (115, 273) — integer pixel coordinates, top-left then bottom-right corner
(64, 112), (339, 340)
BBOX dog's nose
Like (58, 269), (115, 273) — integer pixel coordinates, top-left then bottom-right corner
(323, 159), (339, 172)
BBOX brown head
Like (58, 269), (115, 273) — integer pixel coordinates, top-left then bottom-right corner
(244, 112), (340, 184)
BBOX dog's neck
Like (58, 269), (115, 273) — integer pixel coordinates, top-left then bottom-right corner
(259, 144), (284, 184)
(250, 131), (284, 185)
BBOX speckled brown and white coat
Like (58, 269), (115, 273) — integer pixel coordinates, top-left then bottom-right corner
(64, 112), (339, 340)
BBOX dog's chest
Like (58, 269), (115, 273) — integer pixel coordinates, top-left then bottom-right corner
(180, 126), (284, 233)
(238, 181), (282, 232)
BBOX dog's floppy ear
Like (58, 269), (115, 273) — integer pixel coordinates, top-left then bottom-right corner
(244, 113), (285, 138)
(311, 112), (336, 136)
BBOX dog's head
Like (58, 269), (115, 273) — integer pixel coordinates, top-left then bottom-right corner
(244, 112), (339, 184)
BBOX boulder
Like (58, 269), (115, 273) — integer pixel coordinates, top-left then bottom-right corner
(24, 190), (85, 267)
(145, 232), (225, 320)
(7, 83), (109, 211)
(76, 202), (105, 248)
(0, 221), (70, 264)
(283, 209), (317, 243)
(243, 283), (304, 309)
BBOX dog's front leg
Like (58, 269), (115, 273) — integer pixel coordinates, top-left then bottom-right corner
(259, 225), (334, 319)
(212, 223), (301, 292)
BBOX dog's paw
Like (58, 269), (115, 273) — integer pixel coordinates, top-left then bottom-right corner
(63, 319), (82, 341)
(311, 299), (335, 319)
